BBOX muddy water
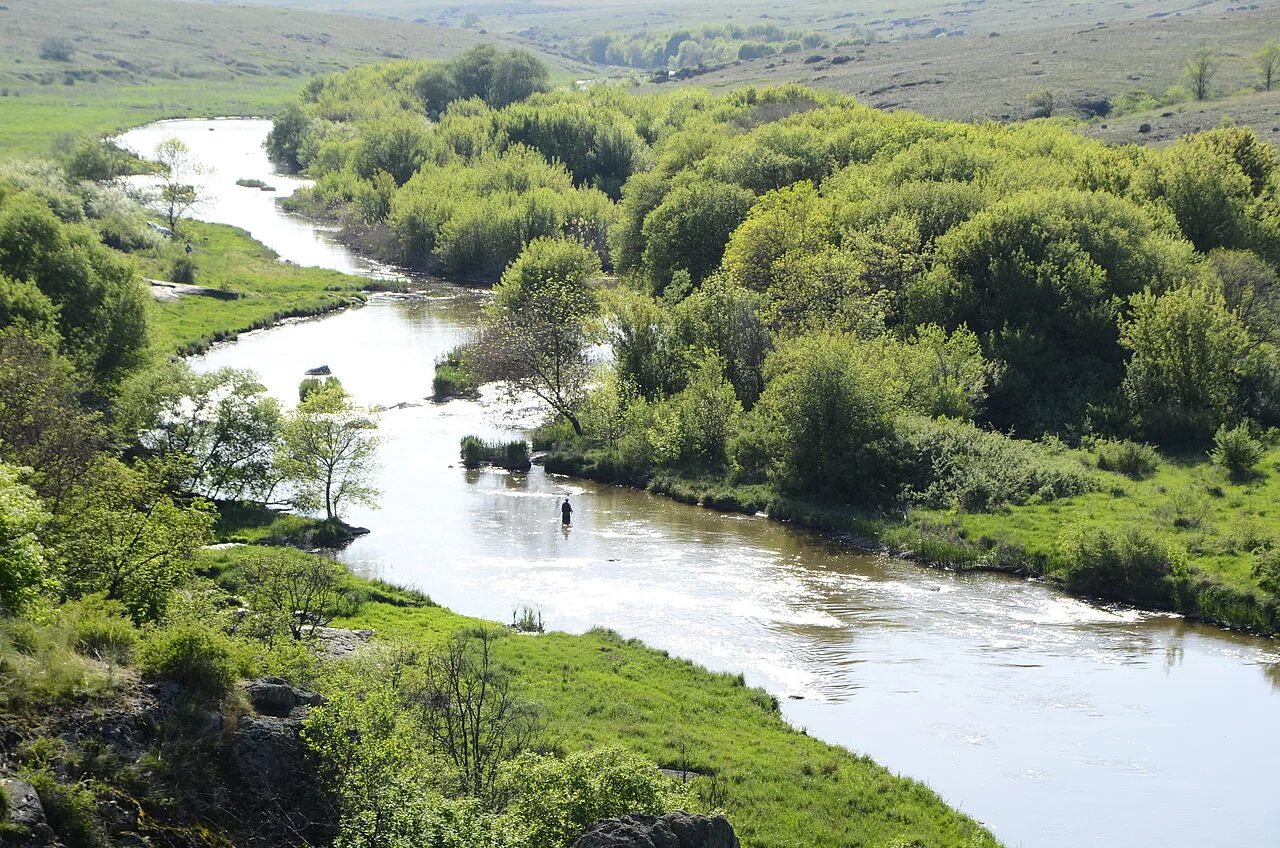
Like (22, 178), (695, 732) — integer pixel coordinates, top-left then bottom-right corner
(120, 119), (1280, 848)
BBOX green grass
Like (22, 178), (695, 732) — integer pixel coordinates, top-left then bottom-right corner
(137, 221), (372, 355)
(0, 78), (302, 155)
(332, 598), (999, 848)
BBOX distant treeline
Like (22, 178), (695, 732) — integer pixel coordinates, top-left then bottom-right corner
(568, 24), (862, 71)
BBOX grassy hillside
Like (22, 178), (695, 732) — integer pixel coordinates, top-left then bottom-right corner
(0, 0), (573, 153)
(196, 545), (1000, 848)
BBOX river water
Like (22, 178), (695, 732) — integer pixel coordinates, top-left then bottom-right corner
(119, 119), (1280, 848)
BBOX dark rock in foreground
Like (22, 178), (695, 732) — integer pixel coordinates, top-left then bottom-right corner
(572, 812), (740, 848)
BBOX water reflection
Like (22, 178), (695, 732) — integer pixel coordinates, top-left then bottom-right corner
(142, 117), (1280, 848)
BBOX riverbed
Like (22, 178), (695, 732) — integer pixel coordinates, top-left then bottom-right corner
(120, 118), (1280, 848)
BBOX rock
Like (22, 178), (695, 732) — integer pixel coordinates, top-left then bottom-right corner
(245, 677), (323, 717)
(305, 365), (332, 375)
(2, 777), (55, 844)
(232, 714), (305, 796)
(571, 812), (740, 848)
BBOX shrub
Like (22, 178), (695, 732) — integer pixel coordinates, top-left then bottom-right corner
(0, 619), (112, 709)
(900, 417), (1098, 511)
(137, 624), (242, 699)
(1254, 547), (1280, 597)
(511, 605), (544, 633)
(39, 38), (75, 62)
(1092, 439), (1160, 478)
(1209, 423), (1265, 477)
(169, 255), (197, 284)
(1055, 526), (1184, 608)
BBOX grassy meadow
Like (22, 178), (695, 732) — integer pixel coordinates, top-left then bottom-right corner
(136, 220), (374, 356)
(196, 542), (1002, 848)
(0, 0), (572, 154)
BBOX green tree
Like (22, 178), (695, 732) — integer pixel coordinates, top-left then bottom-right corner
(153, 137), (202, 235)
(1209, 249), (1280, 345)
(488, 49), (551, 108)
(640, 180), (755, 294)
(122, 363), (283, 501)
(749, 332), (898, 502)
(277, 383), (380, 521)
(1026, 88), (1057, 118)
(266, 103), (312, 170)
(475, 239), (601, 435)
(0, 194), (150, 387)
(53, 458), (215, 622)
(1184, 48), (1216, 101)
(0, 461), (49, 615)
(241, 548), (343, 641)
(1253, 40), (1280, 92)
(1121, 285), (1252, 442)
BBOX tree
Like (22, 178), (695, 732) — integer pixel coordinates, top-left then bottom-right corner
(1254, 40), (1280, 92)
(265, 103), (311, 170)
(53, 457), (215, 622)
(154, 137), (201, 235)
(488, 49), (551, 108)
(0, 330), (107, 507)
(409, 628), (540, 799)
(277, 383), (380, 521)
(474, 238), (601, 435)
(0, 461), (49, 615)
(1026, 88), (1057, 118)
(1185, 48), (1216, 101)
(1209, 249), (1280, 345)
(640, 180), (755, 294)
(241, 548), (343, 641)
(1121, 285), (1251, 442)
(749, 332), (898, 503)
(123, 363), (282, 501)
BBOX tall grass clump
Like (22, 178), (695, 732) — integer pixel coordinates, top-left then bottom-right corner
(460, 436), (532, 471)
(137, 624), (245, 699)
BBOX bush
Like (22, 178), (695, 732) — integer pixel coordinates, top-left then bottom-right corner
(137, 624), (243, 699)
(39, 38), (75, 62)
(900, 417), (1098, 511)
(1055, 526), (1184, 608)
(0, 619), (112, 710)
(1253, 547), (1280, 597)
(1210, 423), (1265, 477)
(169, 255), (197, 284)
(1092, 439), (1160, 478)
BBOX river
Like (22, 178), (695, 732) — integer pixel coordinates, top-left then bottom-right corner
(119, 118), (1280, 848)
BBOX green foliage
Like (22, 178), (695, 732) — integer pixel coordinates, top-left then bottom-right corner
(498, 747), (695, 848)
(62, 595), (138, 664)
(432, 344), (479, 400)
(0, 617), (115, 710)
(459, 437), (532, 472)
(1120, 284), (1252, 442)
(53, 458), (215, 622)
(0, 190), (149, 387)
(240, 547), (344, 641)
(277, 382), (380, 521)
(0, 461), (49, 614)
(119, 362), (282, 501)
(899, 417), (1099, 512)
(169, 255), (197, 284)
(749, 332), (898, 503)
(1055, 525), (1185, 608)
(640, 180), (755, 293)
(21, 769), (105, 848)
(1209, 422), (1265, 476)
(1091, 439), (1161, 478)
(137, 622), (244, 699)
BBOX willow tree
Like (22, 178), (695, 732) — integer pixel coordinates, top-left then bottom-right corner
(474, 238), (602, 436)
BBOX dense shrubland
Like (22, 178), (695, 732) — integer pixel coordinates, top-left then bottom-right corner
(268, 56), (1280, 627)
(568, 25), (845, 72)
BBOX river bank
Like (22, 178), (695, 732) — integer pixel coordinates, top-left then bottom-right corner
(543, 449), (1280, 638)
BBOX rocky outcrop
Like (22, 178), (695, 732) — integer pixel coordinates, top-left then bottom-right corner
(2, 777), (56, 845)
(571, 812), (740, 848)
(245, 678), (323, 718)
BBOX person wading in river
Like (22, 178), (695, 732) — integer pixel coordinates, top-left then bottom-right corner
(561, 497), (573, 527)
